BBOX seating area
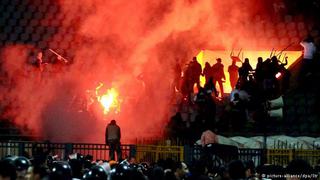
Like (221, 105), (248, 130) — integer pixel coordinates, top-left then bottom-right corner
(1, 0), (320, 179)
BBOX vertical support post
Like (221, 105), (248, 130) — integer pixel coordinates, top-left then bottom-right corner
(18, 142), (25, 156)
(183, 145), (192, 164)
(129, 145), (136, 158)
(179, 146), (184, 162)
(64, 143), (73, 160)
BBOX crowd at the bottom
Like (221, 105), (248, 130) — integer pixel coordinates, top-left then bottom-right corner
(0, 154), (319, 180)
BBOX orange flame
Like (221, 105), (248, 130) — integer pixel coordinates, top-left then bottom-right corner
(196, 50), (206, 88)
(95, 83), (120, 114)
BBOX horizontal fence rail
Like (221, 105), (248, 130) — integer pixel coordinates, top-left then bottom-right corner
(0, 141), (134, 161)
(267, 149), (320, 167)
(136, 145), (184, 163)
(1, 141), (320, 167)
(190, 145), (264, 167)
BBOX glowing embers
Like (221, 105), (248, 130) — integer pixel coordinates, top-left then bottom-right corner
(95, 83), (121, 115)
(275, 72), (282, 79)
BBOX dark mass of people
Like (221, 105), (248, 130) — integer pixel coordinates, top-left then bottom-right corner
(167, 34), (318, 142)
(1, 152), (319, 180)
(0, 38), (317, 180)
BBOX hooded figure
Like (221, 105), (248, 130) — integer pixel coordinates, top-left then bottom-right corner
(106, 120), (122, 161)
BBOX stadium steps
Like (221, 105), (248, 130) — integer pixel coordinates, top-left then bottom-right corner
(283, 57), (320, 135)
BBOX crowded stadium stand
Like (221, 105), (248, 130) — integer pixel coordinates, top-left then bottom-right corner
(1, 0), (320, 179)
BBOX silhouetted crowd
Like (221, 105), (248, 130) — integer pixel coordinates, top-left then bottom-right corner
(1, 153), (319, 180)
(167, 52), (295, 141)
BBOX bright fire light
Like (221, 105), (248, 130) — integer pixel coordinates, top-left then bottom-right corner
(196, 51), (207, 88)
(196, 50), (302, 94)
(95, 83), (120, 115)
(275, 72), (282, 79)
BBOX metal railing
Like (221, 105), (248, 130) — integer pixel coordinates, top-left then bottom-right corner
(0, 141), (135, 161)
(135, 145), (184, 163)
(267, 149), (293, 166)
(267, 149), (320, 167)
(188, 145), (264, 166)
(239, 148), (264, 166)
(1, 141), (320, 167)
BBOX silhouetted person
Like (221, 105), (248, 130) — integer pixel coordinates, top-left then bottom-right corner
(204, 77), (218, 97)
(244, 160), (256, 180)
(187, 160), (211, 180)
(212, 58), (225, 97)
(255, 57), (264, 84)
(32, 51), (49, 82)
(270, 56), (281, 78)
(261, 58), (274, 99)
(200, 129), (218, 170)
(230, 93), (247, 131)
(105, 120), (122, 161)
(230, 83), (250, 102)
(228, 59), (239, 90)
(279, 57), (291, 93)
(14, 156), (31, 180)
(238, 58), (253, 83)
(34, 51), (45, 71)
(203, 62), (212, 83)
(286, 159), (314, 180)
(194, 88), (212, 132)
(167, 112), (186, 139)
(181, 63), (195, 97)
(0, 160), (16, 180)
(174, 162), (189, 180)
(195, 87), (207, 105)
(202, 86), (217, 129)
(243, 75), (259, 103)
(32, 143), (51, 167)
(173, 60), (182, 92)
(190, 57), (202, 88)
(264, 56), (283, 97)
(300, 35), (316, 78)
(228, 160), (246, 180)
(261, 58), (271, 78)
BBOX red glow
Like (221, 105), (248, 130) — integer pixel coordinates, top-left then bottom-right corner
(0, 0), (305, 143)
(95, 83), (121, 115)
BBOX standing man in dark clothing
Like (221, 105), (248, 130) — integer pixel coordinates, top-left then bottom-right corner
(261, 58), (273, 98)
(190, 57), (202, 88)
(238, 58), (253, 83)
(105, 120), (122, 161)
(173, 60), (182, 92)
(255, 57), (264, 84)
(212, 58), (225, 97)
(230, 93), (247, 131)
(181, 62), (195, 97)
(203, 62), (212, 83)
(228, 59), (239, 90)
(270, 56), (281, 78)
(204, 77), (218, 97)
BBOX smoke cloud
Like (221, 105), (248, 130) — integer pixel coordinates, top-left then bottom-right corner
(0, 0), (271, 143)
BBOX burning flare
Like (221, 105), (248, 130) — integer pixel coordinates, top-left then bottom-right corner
(95, 83), (120, 115)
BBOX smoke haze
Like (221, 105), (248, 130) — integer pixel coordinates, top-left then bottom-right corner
(0, 0), (273, 142)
